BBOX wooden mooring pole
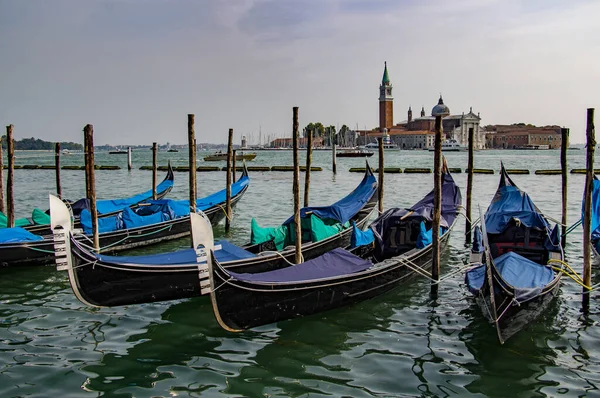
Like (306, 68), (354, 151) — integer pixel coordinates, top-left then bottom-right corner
(225, 128), (233, 232)
(304, 128), (313, 207)
(232, 149), (237, 182)
(378, 137), (384, 214)
(127, 147), (132, 171)
(0, 134), (5, 213)
(188, 114), (197, 214)
(83, 124), (99, 251)
(431, 115), (443, 297)
(293, 107), (302, 264)
(55, 142), (62, 197)
(6, 125), (15, 228)
(332, 128), (337, 174)
(583, 109), (595, 309)
(561, 128), (569, 248)
(465, 127), (474, 244)
(152, 142), (158, 200)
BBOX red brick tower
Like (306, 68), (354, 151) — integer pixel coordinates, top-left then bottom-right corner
(379, 62), (393, 132)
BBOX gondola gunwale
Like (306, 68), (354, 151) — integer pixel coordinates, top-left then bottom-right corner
(65, 165), (377, 273)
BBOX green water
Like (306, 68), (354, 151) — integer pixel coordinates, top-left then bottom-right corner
(1, 149), (599, 397)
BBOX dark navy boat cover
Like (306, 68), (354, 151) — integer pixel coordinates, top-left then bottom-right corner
(283, 170), (376, 225)
(95, 240), (255, 265)
(408, 172), (462, 228)
(485, 185), (549, 234)
(228, 247), (372, 283)
(0, 227), (44, 243)
(369, 171), (461, 260)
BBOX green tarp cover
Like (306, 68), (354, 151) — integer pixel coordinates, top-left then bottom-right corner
(31, 208), (50, 225)
(0, 208), (51, 228)
(0, 212), (32, 228)
(251, 218), (290, 251)
(250, 215), (349, 251)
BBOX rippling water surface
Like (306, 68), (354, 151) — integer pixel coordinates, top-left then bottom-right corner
(1, 149), (600, 397)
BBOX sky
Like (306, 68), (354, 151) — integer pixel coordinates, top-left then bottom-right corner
(0, 0), (598, 146)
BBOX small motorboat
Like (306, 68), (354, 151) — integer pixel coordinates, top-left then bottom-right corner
(203, 151), (257, 162)
(336, 149), (374, 158)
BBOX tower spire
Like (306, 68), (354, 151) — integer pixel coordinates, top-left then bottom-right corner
(382, 61), (390, 84)
(379, 62), (393, 131)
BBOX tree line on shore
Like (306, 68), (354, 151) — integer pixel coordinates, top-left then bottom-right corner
(0, 136), (83, 151)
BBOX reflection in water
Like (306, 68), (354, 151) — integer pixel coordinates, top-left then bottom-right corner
(3, 150), (600, 396)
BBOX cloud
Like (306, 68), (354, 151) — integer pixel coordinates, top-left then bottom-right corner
(0, 0), (598, 144)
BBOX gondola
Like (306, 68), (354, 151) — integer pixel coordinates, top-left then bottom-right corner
(204, 163), (462, 331)
(465, 164), (563, 344)
(52, 165), (378, 307)
(2, 162), (175, 234)
(1, 166), (244, 268)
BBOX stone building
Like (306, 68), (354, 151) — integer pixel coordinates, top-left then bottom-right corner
(357, 63), (486, 149)
(485, 125), (562, 149)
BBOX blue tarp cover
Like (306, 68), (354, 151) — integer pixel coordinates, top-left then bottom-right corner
(494, 251), (554, 290)
(96, 177), (174, 214)
(229, 247), (372, 283)
(351, 221), (375, 248)
(78, 174), (249, 234)
(283, 170), (376, 225)
(96, 240), (256, 265)
(197, 174), (249, 211)
(485, 185), (549, 234)
(465, 264), (486, 295)
(586, 178), (600, 242)
(416, 221), (446, 249)
(80, 210), (123, 234)
(122, 206), (168, 229)
(0, 227), (44, 243)
(472, 226), (484, 253)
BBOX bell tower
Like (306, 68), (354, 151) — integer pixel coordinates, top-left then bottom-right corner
(379, 62), (393, 132)
(408, 106), (413, 123)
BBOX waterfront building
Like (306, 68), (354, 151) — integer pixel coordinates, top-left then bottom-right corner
(357, 63), (486, 149)
(485, 125), (562, 149)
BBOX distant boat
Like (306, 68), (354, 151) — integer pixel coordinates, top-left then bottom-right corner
(167, 149), (179, 153)
(203, 151), (257, 162)
(109, 148), (128, 154)
(364, 142), (398, 150)
(336, 149), (374, 158)
(429, 139), (466, 152)
(515, 144), (550, 150)
(61, 149), (72, 155)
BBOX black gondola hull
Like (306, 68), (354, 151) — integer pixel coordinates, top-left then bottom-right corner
(211, 228), (452, 331)
(67, 196), (376, 306)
